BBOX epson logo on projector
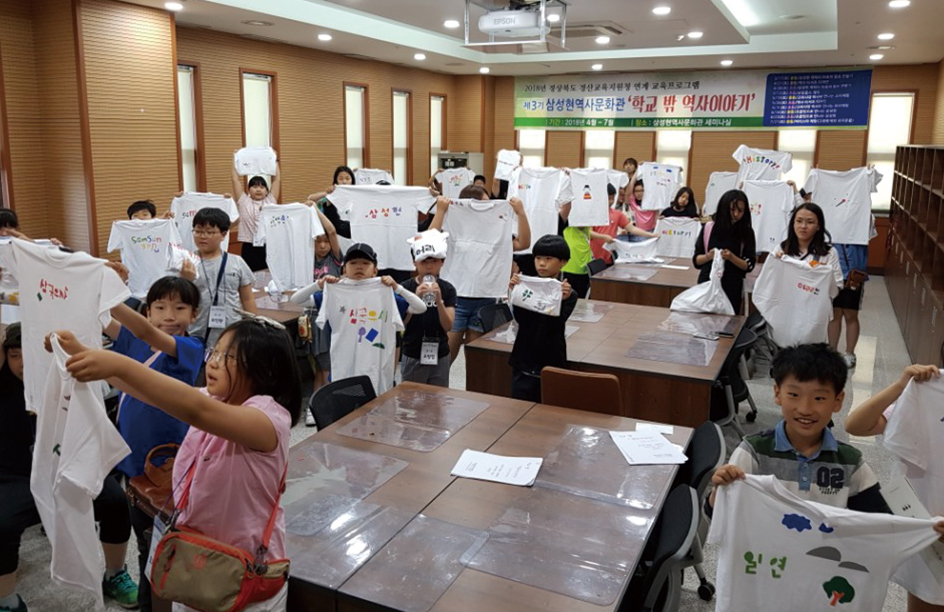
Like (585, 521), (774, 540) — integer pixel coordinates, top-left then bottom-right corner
(494, 17), (516, 25)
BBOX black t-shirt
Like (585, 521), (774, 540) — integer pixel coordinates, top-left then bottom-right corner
(0, 363), (34, 477)
(401, 277), (458, 359)
(509, 289), (578, 374)
(661, 204), (699, 218)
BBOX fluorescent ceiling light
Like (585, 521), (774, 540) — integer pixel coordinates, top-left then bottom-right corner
(165, 1), (184, 10)
(547, 13), (561, 23)
(870, 53), (884, 60)
(877, 32), (895, 40)
(687, 31), (703, 39)
(595, 35), (611, 44)
(414, 53), (426, 60)
(888, 0), (910, 7)
(652, 6), (671, 16)
(242, 20), (273, 26)
(718, 0), (759, 27)
(591, 63), (603, 71)
(318, 33), (332, 41)
(479, 67), (490, 74)
(720, 59), (733, 66)
(444, 19), (460, 28)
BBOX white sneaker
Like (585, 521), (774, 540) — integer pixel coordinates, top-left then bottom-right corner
(844, 353), (856, 368)
(305, 408), (316, 427)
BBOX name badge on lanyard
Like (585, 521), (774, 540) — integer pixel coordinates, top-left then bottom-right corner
(420, 341), (438, 366)
(202, 253), (229, 331)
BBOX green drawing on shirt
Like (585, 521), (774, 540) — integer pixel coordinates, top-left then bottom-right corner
(53, 444), (61, 456)
(823, 576), (855, 606)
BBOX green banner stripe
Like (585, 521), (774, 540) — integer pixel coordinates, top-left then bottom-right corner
(513, 116), (867, 129)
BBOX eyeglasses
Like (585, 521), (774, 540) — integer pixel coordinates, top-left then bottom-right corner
(204, 348), (237, 365)
(192, 229), (221, 237)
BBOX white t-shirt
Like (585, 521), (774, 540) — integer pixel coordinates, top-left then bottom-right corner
(327, 186), (435, 271)
(507, 167), (570, 254)
(708, 475), (940, 612)
(742, 180), (795, 253)
(733, 145), (793, 184)
(314, 278), (404, 394)
(606, 237), (660, 263)
(30, 337), (130, 607)
(435, 168), (476, 199)
(353, 168), (395, 185)
(705, 171), (739, 216)
(883, 375), (944, 604)
(510, 275), (562, 316)
(440, 199), (515, 298)
(495, 149), (521, 181)
(107, 219), (183, 299)
(254, 203), (324, 290)
(568, 168), (610, 227)
(637, 162), (682, 211)
(605, 169), (630, 192)
(803, 168), (874, 246)
(170, 192), (239, 253)
(234, 146), (277, 176)
(752, 255), (835, 348)
(0, 240), (129, 412)
(654, 217), (701, 259)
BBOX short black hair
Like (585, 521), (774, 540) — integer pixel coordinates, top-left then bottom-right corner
(220, 319), (303, 426)
(2, 322), (21, 350)
(607, 183), (617, 196)
(127, 200), (156, 219)
(532, 234), (570, 261)
(192, 207), (231, 233)
(247, 176), (269, 190)
(473, 174), (487, 184)
(772, 343), (848, 395)
(623, 157), (638, 168)
(146, 276), (201, 312)
(0, 209), (19, 229)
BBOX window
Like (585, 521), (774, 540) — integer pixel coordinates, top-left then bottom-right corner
(867, 93), (914, 210)
(778, 129), (817, 187)
(344, 84), (368, 170)
(584, 130), (615, 169)
(656, 130), (691, 170)
(430, 95), (445, 175)
(518, 129), (546, 167)
(241, 72), (273, 148)
(392, 90), (412, 185)
(177, 65), (202, 192)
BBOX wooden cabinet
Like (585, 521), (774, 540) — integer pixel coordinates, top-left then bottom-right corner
(890, 146), (944, 365)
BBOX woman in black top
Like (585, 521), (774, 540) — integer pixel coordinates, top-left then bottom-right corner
(660, 187), (699, 218)
(692, 189), (756, 313)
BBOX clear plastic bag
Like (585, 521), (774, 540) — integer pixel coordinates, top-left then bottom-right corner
(657, 311), (739, 336)
(625, 331), (718, 366)
(568, 301), (615, 323)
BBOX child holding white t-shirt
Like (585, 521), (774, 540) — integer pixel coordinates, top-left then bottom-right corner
(232, 154), (281, 272)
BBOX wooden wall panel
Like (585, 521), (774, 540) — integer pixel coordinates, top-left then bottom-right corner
(614, 132), (656, 167)
(545, 131), (583, 168)
(933, 60), (944, 145)
(814, 131), (866, 171)
(689, 131), (776, 200)
(482, 76), (495, 179)
(0, 0), (49, 238)
(872, 64), (938, 145)
(176, 28), (457, 200)
(451, 75), (484, 154)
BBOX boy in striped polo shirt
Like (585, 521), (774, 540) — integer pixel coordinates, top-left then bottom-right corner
(709, 343), (889, 513)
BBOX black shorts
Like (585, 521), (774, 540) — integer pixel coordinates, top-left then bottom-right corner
(832, 285), (864, 311)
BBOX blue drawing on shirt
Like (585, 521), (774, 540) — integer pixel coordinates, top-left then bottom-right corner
(782, 513), (812, 532)
(365, 328), (379, 343)
(819, 523), (835, 534)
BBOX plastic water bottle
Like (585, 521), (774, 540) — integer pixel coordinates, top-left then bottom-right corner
(422, 274), (437, 307)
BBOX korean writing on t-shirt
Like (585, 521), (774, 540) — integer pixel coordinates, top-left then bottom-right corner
(39, 279), (69, 301)
(343, 304), (390, 349)
(743, 551), (787, 578)
(363, 207), (403, 219)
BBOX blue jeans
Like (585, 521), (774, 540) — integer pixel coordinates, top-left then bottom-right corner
(452, 297), (497, 333)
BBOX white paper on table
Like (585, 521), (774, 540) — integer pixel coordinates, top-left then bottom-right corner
(609, 431), (688, 465)
(882, 477), (944, 583)
(450, 449), (543, 486)
(660, 264), (690, 270)
(635, 423), (675, 436)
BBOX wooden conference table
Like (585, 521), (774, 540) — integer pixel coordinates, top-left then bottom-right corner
(589, 259), (700, 307)
(465, 300), (743, 428)
(284, 382), (693, 612)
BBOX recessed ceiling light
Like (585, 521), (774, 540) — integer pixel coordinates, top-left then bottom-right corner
(652, 6), (671, 16)
(479, 67), (490, 74)
(870, 53), (885, 60)
(547, 13), (561, 23)
(591, 63), (603, 71)
(878, 32), (895, 40)
(444, 19), (460, 28)
(871, 45), (896, 50)
(687, 31), (703, 39)
(317, 33), (332, 41)
(165, 1), (184, 10)
(779, 14), (806, 20)
(595, 35), (611, 44)
(414, 53), (426, 60)
(242, 19), (274, 26)
(888, 0), (910, 7)
(721, 59), (733, 66)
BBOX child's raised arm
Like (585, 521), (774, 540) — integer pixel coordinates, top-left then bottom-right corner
(509, 197), (531, 252)
(238, 283), (258, 315)
(315, 207), (341, 260)
(231, 158), (246, 201)
(109, 303), (182, 358)
(270, 158), (282, 202)
(429, 196), (451, 232)
(845, 364), (940, 436)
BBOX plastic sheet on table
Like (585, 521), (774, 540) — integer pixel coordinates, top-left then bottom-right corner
(487, 321), (580, 345)
(536, 425), (672, 509)
(602, 265), (659, 281)
(283, 441), (408, 506)
(657, 311), (739, 336)
(340, 515), (488, 612)
(625, 331), (718, 366)
(467, 487), (650, 605)
(568, 301), (615, 323)
(286, 498), (415, 588)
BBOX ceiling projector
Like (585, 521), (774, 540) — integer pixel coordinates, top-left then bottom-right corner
(478, 8), (550, 38)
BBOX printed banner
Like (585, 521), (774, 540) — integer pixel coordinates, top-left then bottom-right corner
(514, 69), (872, 130)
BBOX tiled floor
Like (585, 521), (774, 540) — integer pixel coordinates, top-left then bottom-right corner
(14, 277), (917, 611)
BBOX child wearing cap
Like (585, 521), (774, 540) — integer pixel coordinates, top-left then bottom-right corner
(400, 230), (457, 387)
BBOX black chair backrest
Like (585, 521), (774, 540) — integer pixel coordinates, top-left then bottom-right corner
(309, 375), (376, 430)
(479, 302), (513, 333)
(587, 258), (607, 276)
(744, 310), (767, 334)
(685, 422), (725, 501)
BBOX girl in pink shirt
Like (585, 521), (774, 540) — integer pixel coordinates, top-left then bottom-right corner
(628, 179), (657, 232)
(59, 318), (302, 612)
